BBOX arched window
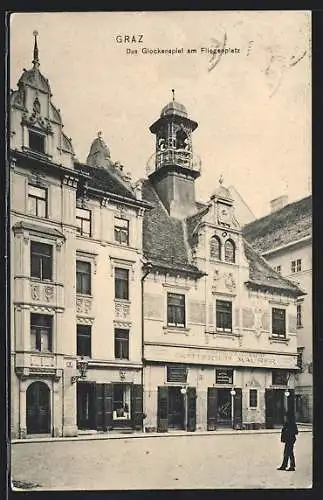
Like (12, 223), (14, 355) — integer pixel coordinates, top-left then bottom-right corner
(210, 236), (221, 260)
(224, 239), (235, 263)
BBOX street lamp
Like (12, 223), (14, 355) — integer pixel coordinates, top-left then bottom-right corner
(180, 387), (187, 431)
(71, 357), (89, 384)
(230, 388), (236, 429)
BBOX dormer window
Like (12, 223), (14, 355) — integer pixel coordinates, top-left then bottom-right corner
(29, 130), (45, 154)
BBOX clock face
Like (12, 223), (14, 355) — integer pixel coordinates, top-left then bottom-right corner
(218, 204), (231, 225)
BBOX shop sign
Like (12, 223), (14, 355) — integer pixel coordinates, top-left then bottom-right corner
(216, 368), (233, 384)
(166, 364), (187, 383)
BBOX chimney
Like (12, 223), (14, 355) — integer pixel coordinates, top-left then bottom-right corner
(270, 195), (288, 213)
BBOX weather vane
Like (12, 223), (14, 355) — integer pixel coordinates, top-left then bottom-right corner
(219, 173), (224, 185)
(172, 89), (175, 102)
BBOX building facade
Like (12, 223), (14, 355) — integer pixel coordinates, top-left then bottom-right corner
(10, 35), (305, 439)
(243, 197), (312, 423)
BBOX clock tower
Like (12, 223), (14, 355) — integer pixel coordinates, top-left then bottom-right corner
(146, 90), (201, 219)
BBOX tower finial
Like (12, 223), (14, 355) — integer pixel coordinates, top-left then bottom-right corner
(219, 173), (224, 185)
(98, 130), (103, 139)
(172, 89), (175, 102)
(32, 30), (39, 69)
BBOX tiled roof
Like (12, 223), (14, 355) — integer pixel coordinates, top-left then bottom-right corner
(142, 180), (204, 275)
(243, 195), (312, 254)
(186, 206), (209, 247)
(75, 163), (137, 201)
(243, 239), (304, 297)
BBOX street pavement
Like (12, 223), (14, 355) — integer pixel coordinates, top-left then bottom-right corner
(11, 431), (312, 490)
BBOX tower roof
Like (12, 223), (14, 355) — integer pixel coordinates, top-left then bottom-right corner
(210, 175), (233, 202)
(17, 31), (51, 95)
(160, 100), (188, 118)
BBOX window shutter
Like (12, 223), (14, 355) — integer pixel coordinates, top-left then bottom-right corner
(157, 386), (168, 432)
(131, 384), (143, 430)
(233, 388), (243, 429)
(103, 384), (113, 431)
(187, 387), (197, 431)
(207, 387), (218, 431)
(265, 389), (275, 429)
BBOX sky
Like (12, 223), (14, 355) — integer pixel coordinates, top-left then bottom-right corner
(9, 11), (311, 218)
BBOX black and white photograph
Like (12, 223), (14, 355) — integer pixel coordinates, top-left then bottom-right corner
(8, 10), (312, 490)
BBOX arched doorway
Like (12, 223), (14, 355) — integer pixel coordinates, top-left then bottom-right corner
(26, 381), (51, 434)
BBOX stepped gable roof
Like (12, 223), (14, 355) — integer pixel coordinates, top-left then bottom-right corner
(74, 162), (137, 201)
(243, 195), (312, 254)
(243, 239), (304, 297)
(142, 180), (204, 276)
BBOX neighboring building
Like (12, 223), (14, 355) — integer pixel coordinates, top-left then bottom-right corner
(227, 185), (256, 226)
(10, 34), (150, 438)
(141, 97), (305, 432)
(243, 196), (312, 423)
(9, 34), (305, 440)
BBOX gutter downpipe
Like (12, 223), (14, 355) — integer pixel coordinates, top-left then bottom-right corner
(141, 261), (153, 432)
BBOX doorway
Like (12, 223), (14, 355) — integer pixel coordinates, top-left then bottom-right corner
(168, 387), (184, 429)
(216, 388), (232, 427)
(26, 381), (51, 434)
(77, 382), (96, 430)
(265, 388), (286, 428)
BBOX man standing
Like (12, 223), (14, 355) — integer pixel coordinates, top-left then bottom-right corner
(277, 413), (299, 471)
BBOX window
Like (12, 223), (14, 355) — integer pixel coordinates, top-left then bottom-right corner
(30, 314), (52, 351)
(114, 217), (129, 245)
(29, 131), (45, 153)
(296, 303), (303, 328)
(216, 300), (232, 332)
(167, 293), (185, 327)
(249, 389), (258, 408)
(167, 365), (188, 383)
(272, 308), (286, 337)
(114, 329), (129, 359)
(291, 259), (302, 273)
(216, 368), (233, 384)
(28, 185), (47, 218)
(224, 239), (235, 263)
(297, 347), (304, 371)
(210, 236), (221, 260)
(30, 241), (52, 280)
(76, 207), (91, 237)
(272, 370), (288, 386)
(274, 265), (281, 273)
(115, 268), (129, 300)
(77, 324), (91, 357)
(76, 261), (91, 295)
(113, 384), (131, 418)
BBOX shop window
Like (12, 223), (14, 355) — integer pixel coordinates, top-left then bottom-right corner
(28, 184), (48, 218)
(166, 365), (188, 383)
(296, 303), (303, 328)
(115, 268), (129, 300)
(167, 293), (185, 327)
(272, 308), (286, 338)
(113, 384), (131, 419)
(30, 313), (52, 352)
(114, 217), (129, 245)
(76, 261), (91, 295)
(216, 368), (233, 384)
(224, 239), (235, 263)
(30, 241), (53, 281)
(29, 130), (45, 154)
(291, 259), (302, 273)
(249, 389), (258, 408)
(114, 329), (129, 359)
(272, 370), (288, 386)
(77, 325), (91, 357)
(210, 236), (221, 260)
(216, 300), (232, 332)
(76, 207), (91, 237)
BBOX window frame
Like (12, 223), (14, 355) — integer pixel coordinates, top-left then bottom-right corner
(30, 241), (53, 281)
(76, 207), (92, 237)
(28, 184), (48, 218)
(28, 130), (45, 154)
(296, 302), (303, 328)
(114, 328), (129, 359)
(167, 292), (186, 328)
(249, 388), (258, 408)
(272, 369), (288, 386)
(114, 217), (129, 246)
(76, 260), (92, 295)
(224, 239), (236, 263)
(30, 313), (53, 352)
(114, 267), (129, 300)
(210, 235), (221, 260)
(76, 324), (92, 357)
(271, 307), (286, 338)
(216, 299), (232, 333)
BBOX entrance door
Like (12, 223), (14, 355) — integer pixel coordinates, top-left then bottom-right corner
(265, 389), (285, 428)
(26, 381), (50, 434)
(216, 388), (232, 427)
(168, 387), (184, 429)
(77, 382), (96, 429)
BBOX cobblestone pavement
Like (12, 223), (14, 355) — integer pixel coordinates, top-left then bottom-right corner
(11, 431), (312, 490)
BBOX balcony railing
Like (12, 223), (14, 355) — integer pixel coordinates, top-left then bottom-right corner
(146, 148), (202, 176)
